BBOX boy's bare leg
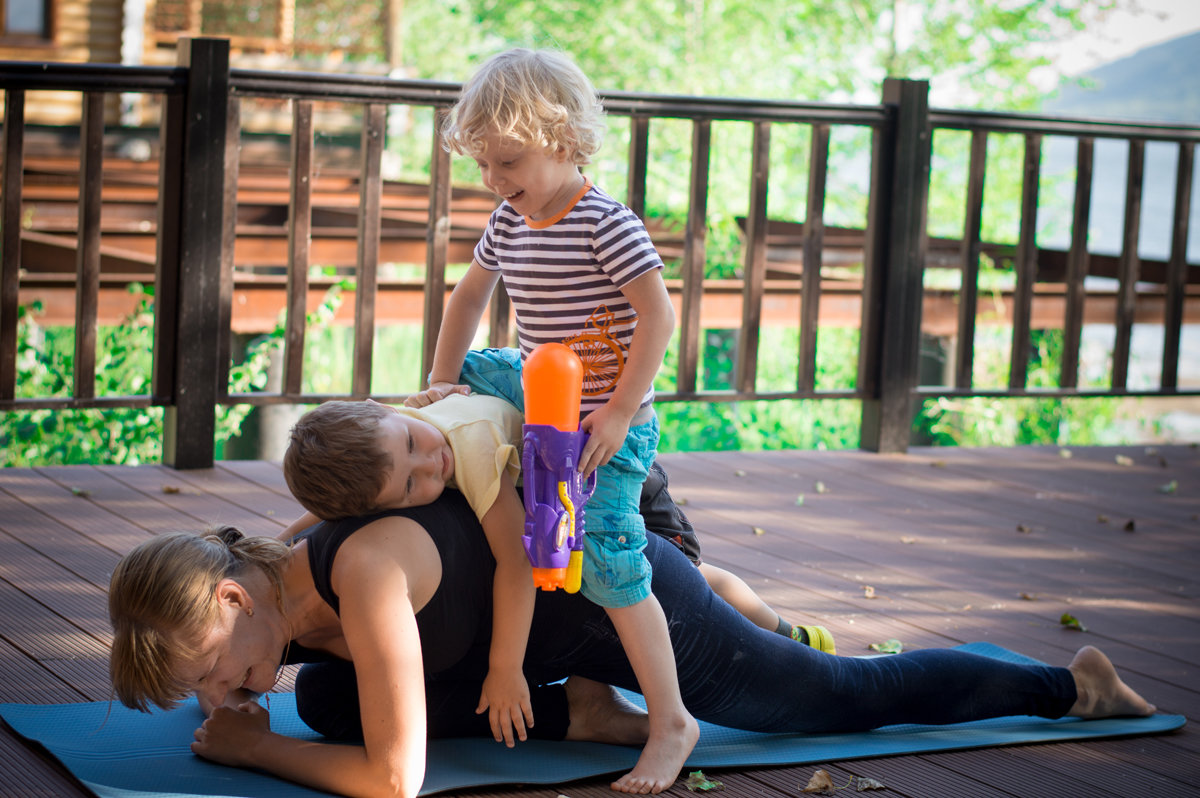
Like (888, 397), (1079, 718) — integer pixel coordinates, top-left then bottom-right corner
(698, 563), (782, 631)
(606, 596), (699, 794)
(563, 675), (649, 746)
(1066, 646), (1156, 718)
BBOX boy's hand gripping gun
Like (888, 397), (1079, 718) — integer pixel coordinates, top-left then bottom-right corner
(522, 343), (597, 592)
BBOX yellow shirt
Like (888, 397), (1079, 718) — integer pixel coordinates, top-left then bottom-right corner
(397, 394), (523, 520)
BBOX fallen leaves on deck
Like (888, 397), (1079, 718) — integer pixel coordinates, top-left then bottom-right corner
(684, 770), (723, 791)
(861, 585), (877, 599)
(1159, 479), (1178, 494)
(1060, 612), (1087, 632)
(869, 638), (904, 653)
(801, 770), (886, 793)
(752, 526), (766, 536)
(801, 770), (839, 793)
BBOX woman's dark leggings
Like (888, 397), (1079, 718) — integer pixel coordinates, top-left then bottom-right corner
(296, 534), (1076, 741)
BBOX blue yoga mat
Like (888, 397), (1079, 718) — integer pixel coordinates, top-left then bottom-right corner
(0, 643), (1184, 798)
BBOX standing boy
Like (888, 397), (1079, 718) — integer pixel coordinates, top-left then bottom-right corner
(408, 48), (695, 794)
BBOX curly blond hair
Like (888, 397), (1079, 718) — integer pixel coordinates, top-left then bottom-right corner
(444, 48), (605, 165)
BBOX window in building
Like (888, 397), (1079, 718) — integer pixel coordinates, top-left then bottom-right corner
(1, 0), (53, 40)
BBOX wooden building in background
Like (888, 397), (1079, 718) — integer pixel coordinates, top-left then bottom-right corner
(1, 0), (403, 125)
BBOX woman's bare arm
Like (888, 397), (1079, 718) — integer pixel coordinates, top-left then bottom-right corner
(193, 516), (442, 798)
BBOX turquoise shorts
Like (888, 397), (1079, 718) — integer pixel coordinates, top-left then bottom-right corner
(458, 348), (656, 608)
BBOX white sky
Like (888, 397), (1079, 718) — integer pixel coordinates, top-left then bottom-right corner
(1057, 0), (1200, 75)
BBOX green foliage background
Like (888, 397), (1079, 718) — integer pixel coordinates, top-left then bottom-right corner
(4, 0), (1179, 467)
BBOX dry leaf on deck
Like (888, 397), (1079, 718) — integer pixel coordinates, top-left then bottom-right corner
(861, 585), (877, 599)
(1123, 519), (1136, 532)
(814, 480), (829, 494)
(684, 770), (723, 792)
(162, 485), (181, 494)
(796, 494), (806, 506)
(70, 487), (91, 498)
(1019, 592), (1038, 601)
(752, 526), (766, 536)
(855, 776), (886, 791)
(1058, 448), (1073, 459)
(676, 497), (689, 506)
(931, 460), (947, 468)
(1060, 612), (1087, 632)
(1016, 523), (1032, 534)
(1096, 514), (1109, 523)
(900, 535), (917, 544)
(801, 769), (838, 794)
(1159, 480), (1178, 495)
(734, 469), (747, 477)
(1115, 454), (1134, 466)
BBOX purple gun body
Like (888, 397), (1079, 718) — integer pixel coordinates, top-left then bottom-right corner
(521, 423), (596, 588)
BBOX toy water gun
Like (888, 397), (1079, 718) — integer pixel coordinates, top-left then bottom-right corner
(521, 342), (596, 592)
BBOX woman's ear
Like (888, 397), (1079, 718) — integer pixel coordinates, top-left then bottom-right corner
(214, 578), (252, 615)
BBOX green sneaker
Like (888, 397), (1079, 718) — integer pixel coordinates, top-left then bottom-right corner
(792, 624), (837, 655)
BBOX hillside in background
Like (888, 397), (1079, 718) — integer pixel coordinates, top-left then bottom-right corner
(1043, 31), (1200, 123)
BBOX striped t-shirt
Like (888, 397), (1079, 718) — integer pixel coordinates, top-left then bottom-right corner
(474, 182), (664, 414)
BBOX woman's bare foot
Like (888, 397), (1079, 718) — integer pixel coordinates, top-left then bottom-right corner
(610, 710), (699, 794)
(563, 676), (649, 746)
(1067, 646), (1156, 719)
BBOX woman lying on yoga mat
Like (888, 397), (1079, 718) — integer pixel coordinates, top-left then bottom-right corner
(108, 489), (1156, 798)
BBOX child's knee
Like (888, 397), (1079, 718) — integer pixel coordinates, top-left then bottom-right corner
(459, 348), (525, 408)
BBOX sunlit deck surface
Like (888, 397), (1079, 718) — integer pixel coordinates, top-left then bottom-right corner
(1, 445), (1196, 798)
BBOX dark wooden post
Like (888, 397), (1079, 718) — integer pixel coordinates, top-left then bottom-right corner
(159, 37), (231, 469)
(1, 89), (26, 400)
(859, 78), (931, 453)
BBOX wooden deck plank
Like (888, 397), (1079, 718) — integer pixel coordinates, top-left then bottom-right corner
(0, 446), (1195, 798)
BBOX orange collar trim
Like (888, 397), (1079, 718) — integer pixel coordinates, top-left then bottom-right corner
(525, 177), (593, 229)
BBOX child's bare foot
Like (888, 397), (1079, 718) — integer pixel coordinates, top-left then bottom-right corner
(1067, 646), (1156, 718)
(610, 711), (698, 794)
(563, 676), (648, 746)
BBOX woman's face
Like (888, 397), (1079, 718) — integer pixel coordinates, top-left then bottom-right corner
(179, 583), (286, 709)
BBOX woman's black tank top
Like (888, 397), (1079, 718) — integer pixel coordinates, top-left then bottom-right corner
(294, 490), (496, 675)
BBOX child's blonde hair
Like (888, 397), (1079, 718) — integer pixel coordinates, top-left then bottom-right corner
(444, 48), (605, 165)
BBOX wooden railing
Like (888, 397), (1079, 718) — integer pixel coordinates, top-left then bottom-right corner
(2, 38), (1197, 467)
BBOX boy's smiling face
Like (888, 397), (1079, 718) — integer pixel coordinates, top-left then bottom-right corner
(473, 131), (585, 221)
(373, 406), (455, 509)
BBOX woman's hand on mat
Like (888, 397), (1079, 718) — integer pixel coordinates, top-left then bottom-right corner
(192, 700), (270, 766)
(476, 668), (534, 747)
(196, 687), (259, 717)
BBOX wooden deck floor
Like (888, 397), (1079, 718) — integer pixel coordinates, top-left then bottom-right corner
(1, 445), (1196, 797)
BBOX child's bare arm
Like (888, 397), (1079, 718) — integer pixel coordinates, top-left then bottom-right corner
(277, 510), (321, 542)
(477, 472), (537, 745)
(406, 261), (500, 408)
(579, 270), (675, 476)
